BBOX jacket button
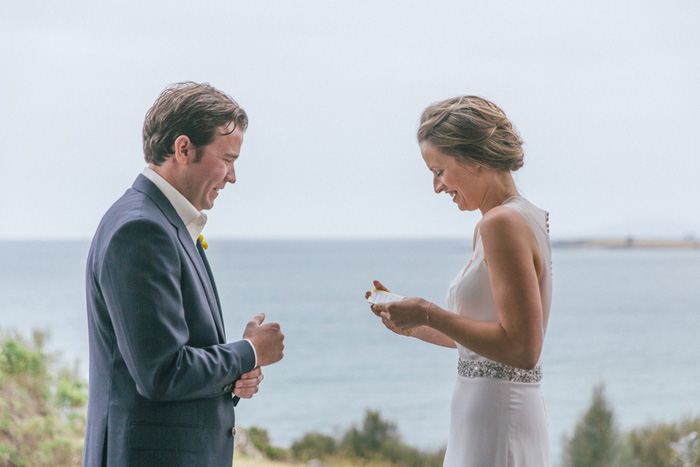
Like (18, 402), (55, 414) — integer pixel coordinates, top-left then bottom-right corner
(231, 427), (237, 436)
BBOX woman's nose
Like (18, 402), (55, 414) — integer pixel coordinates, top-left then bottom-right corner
(433, 176), (443, 194)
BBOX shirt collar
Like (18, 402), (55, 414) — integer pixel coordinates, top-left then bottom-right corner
(142, 167), (207, 244)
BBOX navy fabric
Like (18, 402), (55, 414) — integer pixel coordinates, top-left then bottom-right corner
(83, 175), (256, 467)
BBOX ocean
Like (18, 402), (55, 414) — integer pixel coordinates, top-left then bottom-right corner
(1, 239), (699, 464)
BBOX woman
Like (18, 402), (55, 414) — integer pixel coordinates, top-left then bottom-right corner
(368, 96), (552, 466)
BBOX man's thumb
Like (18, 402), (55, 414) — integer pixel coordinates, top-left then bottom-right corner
(251, 312), (265, 326)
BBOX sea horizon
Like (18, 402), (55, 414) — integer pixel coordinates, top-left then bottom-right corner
(2, 238), (699, 465)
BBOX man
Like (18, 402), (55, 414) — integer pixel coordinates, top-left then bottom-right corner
(83, 82), (285, 466)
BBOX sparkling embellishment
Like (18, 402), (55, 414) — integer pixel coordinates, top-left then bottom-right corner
(458, 358), (542, 383)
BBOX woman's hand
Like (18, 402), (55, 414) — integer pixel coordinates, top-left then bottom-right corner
(372, 297), (429, 331)
(367, 280), (429, 332)
(366, 280), (416, 337)
(366, 280), (457, 348)
(364, 279), (390, 299)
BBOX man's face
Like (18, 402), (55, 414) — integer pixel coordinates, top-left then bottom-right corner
(180, 122), (243, 211)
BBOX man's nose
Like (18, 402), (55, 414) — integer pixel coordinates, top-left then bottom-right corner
(226, 165), (236, 184)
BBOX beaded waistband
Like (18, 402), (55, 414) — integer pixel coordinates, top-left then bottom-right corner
(458, 358), (542, 383)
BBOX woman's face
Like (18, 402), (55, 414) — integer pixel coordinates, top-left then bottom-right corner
(420, 141), (482, 212)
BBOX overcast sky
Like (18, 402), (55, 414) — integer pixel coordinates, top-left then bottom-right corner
(2, 1), (699, 240)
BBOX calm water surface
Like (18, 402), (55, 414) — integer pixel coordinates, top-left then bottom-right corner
(1, 239), (699, 464)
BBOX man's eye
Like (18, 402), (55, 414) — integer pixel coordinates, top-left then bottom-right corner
(437, 170), (443, 177)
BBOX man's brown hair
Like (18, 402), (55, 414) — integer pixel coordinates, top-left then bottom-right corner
(143, 82), (248, 165)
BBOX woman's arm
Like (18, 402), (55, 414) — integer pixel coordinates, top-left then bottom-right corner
(375, 208), (544, 369)
(409, 325), (458, 348)
(379, 318), (457, 349)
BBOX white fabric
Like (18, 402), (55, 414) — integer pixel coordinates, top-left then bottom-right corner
(142, 167), (207, 244)
(443, 195), (551, 467)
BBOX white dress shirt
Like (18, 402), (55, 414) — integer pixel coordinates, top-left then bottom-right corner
(141, 167), (258, 368)
(142, 167), (207, 244)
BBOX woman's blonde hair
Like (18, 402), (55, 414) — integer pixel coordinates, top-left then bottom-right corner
(417, 96), (524, 171)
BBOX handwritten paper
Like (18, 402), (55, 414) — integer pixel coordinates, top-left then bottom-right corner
(366, 289), (405, 304)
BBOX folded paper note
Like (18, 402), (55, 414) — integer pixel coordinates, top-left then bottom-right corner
(366, 289), (405, 304)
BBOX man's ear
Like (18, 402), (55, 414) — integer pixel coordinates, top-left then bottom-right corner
(173, 135), (194, 165)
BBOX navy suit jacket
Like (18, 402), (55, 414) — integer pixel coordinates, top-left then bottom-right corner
(83, 175), (256, 466)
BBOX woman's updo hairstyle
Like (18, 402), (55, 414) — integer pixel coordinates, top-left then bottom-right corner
(417, 96), (524, 172)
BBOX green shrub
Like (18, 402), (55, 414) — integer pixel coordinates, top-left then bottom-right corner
(563, 384), (700, 467)
(286, 410), (445, 466)
(38, 437), (82, 466)
(56, 369), (88, 409)
(246, 426), (288, 460)
(0, 331), (87, 466)
(0, 443), (25, 466)
(621, 417), (700, 467)
(563, 384), (620, 467)
(341, 410), (399, 459)
(338, 410), (443, 466)
(291, 432), (337, 461)
(0, 334), (46, 377)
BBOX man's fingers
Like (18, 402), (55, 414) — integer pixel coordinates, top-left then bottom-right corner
(234, 368), (263, 399)
(240, 367), (262, 379)
(234, 385), (259, 398)
(236, 376), (263, 388)
(237, 371), (264, 385)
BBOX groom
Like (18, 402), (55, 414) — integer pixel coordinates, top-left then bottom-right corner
(83, 82), (285, 467)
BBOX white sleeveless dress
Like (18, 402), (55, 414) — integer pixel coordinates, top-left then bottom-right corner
(442, 196), (552, 467)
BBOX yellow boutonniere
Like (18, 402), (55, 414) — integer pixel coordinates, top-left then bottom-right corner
(199, 234), (208, 250)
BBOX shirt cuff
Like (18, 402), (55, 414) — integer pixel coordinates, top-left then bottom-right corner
(244, 338), (258, 368)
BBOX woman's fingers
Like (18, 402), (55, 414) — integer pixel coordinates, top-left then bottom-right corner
(366, 280), (388, 301)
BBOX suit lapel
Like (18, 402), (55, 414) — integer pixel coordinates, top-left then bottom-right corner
(132, 175), (227, 343)
(177, 229), (226, 343)
(196, 239), (226, 341)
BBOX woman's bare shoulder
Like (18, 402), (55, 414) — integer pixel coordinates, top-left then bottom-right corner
(480, 205), (530, 237)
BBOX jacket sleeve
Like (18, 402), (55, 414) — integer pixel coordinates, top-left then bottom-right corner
(99, 217), (256, 401)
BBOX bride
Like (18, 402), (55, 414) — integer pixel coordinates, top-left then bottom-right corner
(368, 96), (552, 466)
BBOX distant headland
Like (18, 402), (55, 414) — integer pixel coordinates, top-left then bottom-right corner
(553, 237), (700, 249)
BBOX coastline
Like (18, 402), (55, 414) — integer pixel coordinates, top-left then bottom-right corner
(552, 237), (700, 249)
